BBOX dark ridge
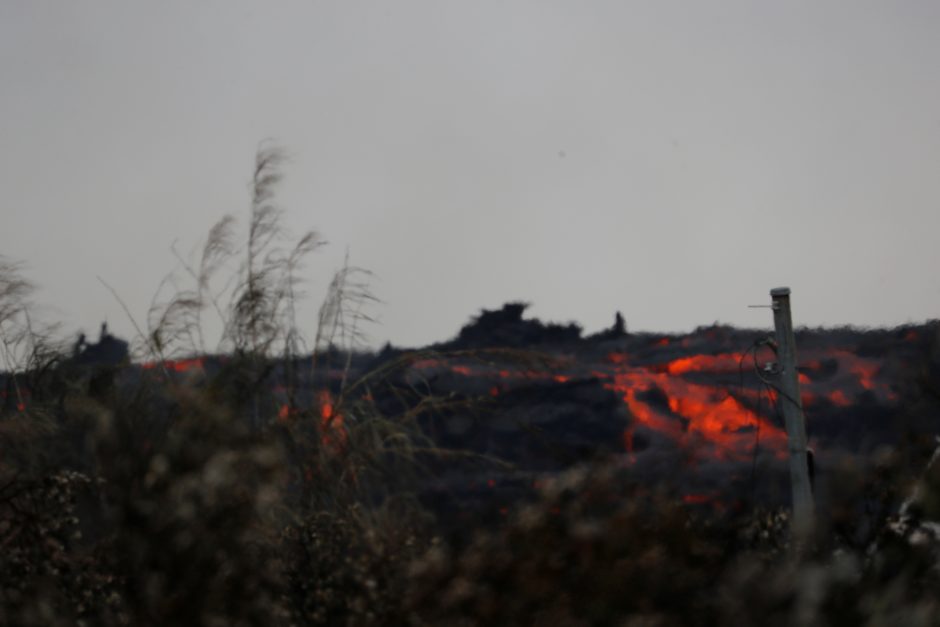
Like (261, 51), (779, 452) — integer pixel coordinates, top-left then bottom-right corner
(440, 301), (583, 349)
(588, 310), (629, 341)
(73, 322), (129, 367)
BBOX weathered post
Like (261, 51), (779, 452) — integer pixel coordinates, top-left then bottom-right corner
(770, 287), (814, 539)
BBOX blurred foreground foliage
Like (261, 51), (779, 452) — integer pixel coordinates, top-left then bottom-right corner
(0, 353), (939, 627)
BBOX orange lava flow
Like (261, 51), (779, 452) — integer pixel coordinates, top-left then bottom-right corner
(664, 353), (744, 375)
(603, 368), (788, 462)
(142, 357), (205, 372)
(828, 390), (852, 407)
(827, 350), (879, 389)
(318, 390), (346, 451)
(850, 364), (877, 390)
(276, 390), (346, 452)
(408, 343), (896, 466)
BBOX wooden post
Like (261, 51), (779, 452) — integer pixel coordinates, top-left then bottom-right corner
(770, 287), (815, 538)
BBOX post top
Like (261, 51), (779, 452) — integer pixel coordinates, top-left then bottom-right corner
(770, 287), (791, 297)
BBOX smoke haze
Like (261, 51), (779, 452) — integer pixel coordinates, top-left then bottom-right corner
(1, 2), (939, 347)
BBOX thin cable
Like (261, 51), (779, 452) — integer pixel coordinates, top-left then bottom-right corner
(750, 346), (803, 413)
(738, 340), (766, 496)
(751, 350), (763, 493)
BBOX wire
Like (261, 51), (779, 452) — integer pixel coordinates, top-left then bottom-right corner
(737, 336), (802, 496)
(744, 335), (804, 413)
(739, 339), (768, 496)
(753, 360), (804, 415)
(736, 335), (811, 500)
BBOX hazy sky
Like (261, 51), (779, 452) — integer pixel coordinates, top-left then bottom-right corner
(2, 1), (939, 349)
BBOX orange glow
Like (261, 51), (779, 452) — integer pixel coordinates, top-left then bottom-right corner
(623, 428), (634, 453)
(142, 357), (205, 372)
(600, 363), (788, 462)
(829, 390), (851, 407)
(852, 365), (877, 390)
(829, 349), (886, 395)
(405, 342), (897, 466)
(175, 358), (204, 371)
(664, 353), (743, 375)
(317, 390), (346, 451)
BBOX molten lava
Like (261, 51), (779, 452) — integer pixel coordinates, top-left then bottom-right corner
(317, 390), (346, 450)
(141, 357), (205, 372)
(602, 366), (788, 462)
(410, 340), (899, 467)
(663, 353), (744, 376)
(276, 390), (346, 451)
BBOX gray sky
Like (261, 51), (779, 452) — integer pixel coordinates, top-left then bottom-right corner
(2, 1), (939, 349)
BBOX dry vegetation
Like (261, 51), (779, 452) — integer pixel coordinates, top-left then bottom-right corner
(1, 147), (940, 626)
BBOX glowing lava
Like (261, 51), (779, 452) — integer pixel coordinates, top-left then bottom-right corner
(663, 353), (744, 375)
(603, 366), (788, 462)
(409, 341), (899, 466)
(142, 357), (205, 372)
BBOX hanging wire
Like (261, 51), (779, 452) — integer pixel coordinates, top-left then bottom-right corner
(751, 349), (804, 413)
(739, 339), (772, 496)
(736, 336), (795, 498)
